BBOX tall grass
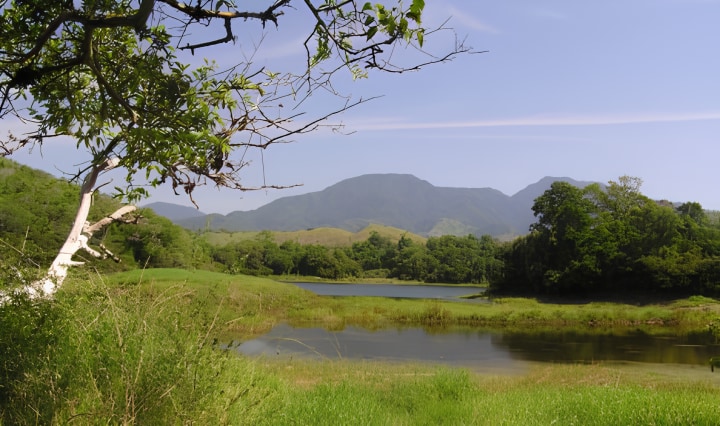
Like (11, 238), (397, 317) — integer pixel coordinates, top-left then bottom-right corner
(3, 269), (720, 424)
(102, 269), (720, 335)
(0, 272), (283, 424)
(245, 360), (720, 425)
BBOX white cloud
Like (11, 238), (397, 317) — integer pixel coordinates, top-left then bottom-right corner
(447, 6), (500, 34)
(351, 111), (720, 131)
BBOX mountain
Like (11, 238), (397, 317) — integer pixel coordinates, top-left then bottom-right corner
(141, 201), (207, 222)
(154, 174), (594, 238)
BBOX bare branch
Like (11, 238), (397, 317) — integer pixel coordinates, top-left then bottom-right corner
(158, 0), (291, 25)
(180, 17), (233, 53)
(84, 205), (139, 235)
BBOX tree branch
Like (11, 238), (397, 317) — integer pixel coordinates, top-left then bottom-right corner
(180, 17), (233, 53)
(158, 0), (291, 25)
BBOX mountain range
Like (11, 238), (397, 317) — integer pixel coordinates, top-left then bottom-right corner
(145, 174), (595, 239)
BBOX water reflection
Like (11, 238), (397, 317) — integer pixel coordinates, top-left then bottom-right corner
(241, 283), (718, 370)
(493, 330), (718, 365)
(290, 282), (485, 301)
(237, 324), (528, 373)
(236, 324), (719, 371)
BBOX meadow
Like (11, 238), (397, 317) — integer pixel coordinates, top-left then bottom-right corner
(2, 268), (720, 424)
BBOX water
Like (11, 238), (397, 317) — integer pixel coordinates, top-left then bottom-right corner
(236, 324), (719, 373)
(289, 282), (485, 301)
(236, 282), (719, 372)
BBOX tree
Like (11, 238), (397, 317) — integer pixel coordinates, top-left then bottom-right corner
(350, 230), (396, 272)
(391, 234), (428, 281)
(0, 0), (471, 296)
(530, 181), (597, 291)
(495, 176), (720, 296)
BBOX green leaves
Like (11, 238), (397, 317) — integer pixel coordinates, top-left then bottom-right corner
(500, 176), (720, 295)
(407, 0), (425, 23)
(1, 0), (454, 211)
(214, 0), (234, 12)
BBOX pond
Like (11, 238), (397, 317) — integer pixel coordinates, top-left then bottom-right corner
(235, 324), (720, 373)
(235, 282), (720, 373)
(288, 282), (485, 301)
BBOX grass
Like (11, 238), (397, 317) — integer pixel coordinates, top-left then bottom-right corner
(200, 223), (427, 247)
(4, 268), (720, 424)
(102, 269), (720, 337)
(104, 268), (310, 338)
(248, 360), (720, 425)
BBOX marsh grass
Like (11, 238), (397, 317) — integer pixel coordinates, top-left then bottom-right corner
(101, 269), (720, 335)
(244, 359), (720, 425)
(0, 271), (288, 424)
(4, 268), (720, 424)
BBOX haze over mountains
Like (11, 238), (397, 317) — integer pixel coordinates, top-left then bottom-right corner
(146, 174), (594, 239)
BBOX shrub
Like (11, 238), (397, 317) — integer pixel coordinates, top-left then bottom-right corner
(0, 275), (252, 424)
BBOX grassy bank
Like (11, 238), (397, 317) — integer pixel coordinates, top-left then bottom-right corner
(3, 268), (720, 424)
(250, 359), (720, 425)
(105, 269), (720, 337)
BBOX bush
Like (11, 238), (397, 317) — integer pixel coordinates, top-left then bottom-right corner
(362, 268), (390, 279)
(0, 275), (254, 424)
(0, 290), (61, 412)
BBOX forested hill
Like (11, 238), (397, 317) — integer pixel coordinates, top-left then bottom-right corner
(160, 174), (595, 238)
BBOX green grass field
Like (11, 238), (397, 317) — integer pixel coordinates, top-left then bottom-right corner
(3, 268), (720, 424)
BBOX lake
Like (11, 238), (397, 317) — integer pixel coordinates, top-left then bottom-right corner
(236, 324), (719, 373)
(235, 282), (720, 372)
(288, 282), (485, 301)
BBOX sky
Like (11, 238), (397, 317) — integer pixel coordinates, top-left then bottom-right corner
(6, 1), (720, 214)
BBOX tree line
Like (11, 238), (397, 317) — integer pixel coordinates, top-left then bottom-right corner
(4, 161), (720, 296)
(494, 176), (720, 296)
(209, 230), (503, 284)
(0, 160), (501, 285)
(208, 175), (720, 296)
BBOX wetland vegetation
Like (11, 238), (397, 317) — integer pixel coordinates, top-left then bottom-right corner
(5, 268), (720, 424)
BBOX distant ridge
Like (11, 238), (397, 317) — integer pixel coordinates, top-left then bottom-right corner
(141, 201), (206, 222)
(148, 174), (594, 238)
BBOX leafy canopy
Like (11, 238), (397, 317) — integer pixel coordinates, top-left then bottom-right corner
(0, 0), (468, 204)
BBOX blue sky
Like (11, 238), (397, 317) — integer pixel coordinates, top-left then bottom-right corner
(7, 1), (720, 214)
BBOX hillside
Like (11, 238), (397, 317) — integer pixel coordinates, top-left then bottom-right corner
(0, 158), (210, 272)
(139, 201), (206, 222)
(157, 174), (595, 238)
(200, 224), (427, 247)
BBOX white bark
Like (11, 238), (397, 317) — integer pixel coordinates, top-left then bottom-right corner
(27, 158), (136, 298)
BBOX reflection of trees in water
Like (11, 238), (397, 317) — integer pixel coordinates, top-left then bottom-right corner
(491, 330), (717, 365)
(239, 324), (720, 367)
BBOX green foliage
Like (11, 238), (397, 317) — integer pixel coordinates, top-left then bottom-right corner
(424, 234), (502, 284)
(0, 1), (458, 204)
(350, 230), (396, 270)
(0, 159), (211, 277)
(495, 176), (720, 296)
(0, 275), (270, 424)
(208, 228), (503, 284)
(0, 158), (81, 267)
(0, 291), (60, 409)
(114, 208), (200, 268)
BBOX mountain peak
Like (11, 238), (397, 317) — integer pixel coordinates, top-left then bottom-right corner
(158, 174), (596, 238)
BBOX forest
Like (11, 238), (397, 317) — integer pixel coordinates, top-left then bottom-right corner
(3, 158), (720, 297)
